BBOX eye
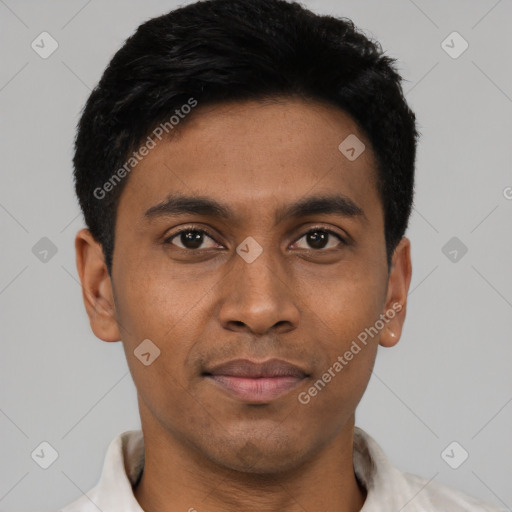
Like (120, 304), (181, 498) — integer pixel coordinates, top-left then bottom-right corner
(164, 228), (220, 250)
(292, 227), (346, 250)
(163, 226), (347, 252)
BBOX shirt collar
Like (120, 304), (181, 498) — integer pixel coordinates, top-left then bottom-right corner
(62, 429), (146, 512)
(353, 427), (428, 511)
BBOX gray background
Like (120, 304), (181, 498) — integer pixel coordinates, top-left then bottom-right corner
(1, 0), (511, 510)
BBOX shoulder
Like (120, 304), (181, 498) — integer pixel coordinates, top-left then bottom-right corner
(402, 471), (506, 512)
(353, 427), (505, 512)
(59, 429), (145, 512)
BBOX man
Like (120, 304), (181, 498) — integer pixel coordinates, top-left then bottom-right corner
(64, 0), (504, 510)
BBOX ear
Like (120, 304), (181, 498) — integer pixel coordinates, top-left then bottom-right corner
(75, 228), (121, 342)
(379, 236), (412, 348)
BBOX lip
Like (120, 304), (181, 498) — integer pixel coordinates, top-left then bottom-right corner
(204, 358), (308, 403)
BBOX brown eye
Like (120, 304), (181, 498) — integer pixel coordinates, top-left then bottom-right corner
(164, 229), (219, 250)
(293, 228), (346, 250)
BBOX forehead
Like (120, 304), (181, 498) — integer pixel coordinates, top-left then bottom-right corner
(117, 98), (382, 228)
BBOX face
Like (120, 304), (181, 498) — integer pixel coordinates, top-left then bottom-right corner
(76, 98), (411, 474)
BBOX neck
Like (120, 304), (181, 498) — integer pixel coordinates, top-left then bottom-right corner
(133, 417), (367, 512)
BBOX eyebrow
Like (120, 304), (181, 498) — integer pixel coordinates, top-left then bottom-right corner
(144, 193), (367, 224)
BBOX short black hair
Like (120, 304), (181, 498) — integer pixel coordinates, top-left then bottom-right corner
(73, 0), (420, 276)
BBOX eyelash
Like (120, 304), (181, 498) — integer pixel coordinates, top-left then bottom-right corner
(163, 225), (348, 250)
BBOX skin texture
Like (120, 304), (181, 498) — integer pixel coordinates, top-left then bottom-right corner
(75, 98), (412, 512)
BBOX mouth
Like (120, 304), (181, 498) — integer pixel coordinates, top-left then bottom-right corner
(203, 358), (309, 404)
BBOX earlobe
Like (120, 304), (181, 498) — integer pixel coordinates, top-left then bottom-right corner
(75, 228), (121, 342)
(379, 237), (412, 348)
(380, 325), (400, 348)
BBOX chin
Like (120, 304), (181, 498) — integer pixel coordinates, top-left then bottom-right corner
(203, 435), (310, 475)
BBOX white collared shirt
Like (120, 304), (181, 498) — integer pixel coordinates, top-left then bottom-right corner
(60, 427), (505, 511)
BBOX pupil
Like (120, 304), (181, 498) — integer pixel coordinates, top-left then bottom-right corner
(308, 231), (327, 249)
(182, 231), (203, 249)
(178, 230), (329, 250)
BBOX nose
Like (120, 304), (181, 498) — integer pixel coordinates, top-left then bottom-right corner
(218, 244), (300, 336)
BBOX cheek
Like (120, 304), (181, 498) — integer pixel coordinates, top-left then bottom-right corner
(302, 264), (387, 343)
(113, 259), (212, 340)
(294, 344), (378, 454)
(300, 340), (378, 429)
(297, 263), (384, 402)
(113, 266), (216, 392)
